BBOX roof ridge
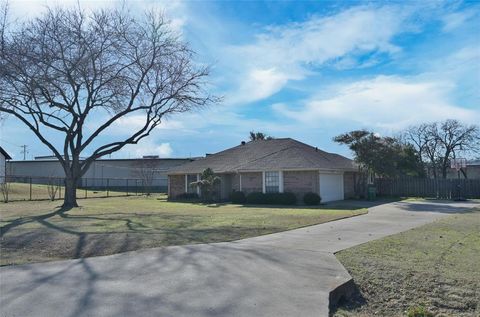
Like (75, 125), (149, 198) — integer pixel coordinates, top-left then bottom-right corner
(231, 142), (295, 170)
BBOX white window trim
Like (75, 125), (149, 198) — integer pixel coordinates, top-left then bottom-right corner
(264, 170), (282, 193)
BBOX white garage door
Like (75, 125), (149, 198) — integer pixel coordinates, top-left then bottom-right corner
(319, 173), (344, 202)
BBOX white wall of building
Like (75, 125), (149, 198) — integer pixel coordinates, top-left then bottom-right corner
(7, 158), (192, 189)
(0, 152), (5, 182)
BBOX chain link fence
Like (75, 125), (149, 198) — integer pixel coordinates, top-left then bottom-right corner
(0, 175), (168, 203)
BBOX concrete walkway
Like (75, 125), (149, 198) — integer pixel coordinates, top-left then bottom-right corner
(1, 200), (477, 317)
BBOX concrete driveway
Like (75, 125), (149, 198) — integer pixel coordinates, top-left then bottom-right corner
(0, 200), (477, 317)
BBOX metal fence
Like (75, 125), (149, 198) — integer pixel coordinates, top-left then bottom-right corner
(0, 175), (168, 202)
(376, 177), (480, 199)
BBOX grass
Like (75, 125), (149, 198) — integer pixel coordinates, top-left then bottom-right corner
(334, 208), (480, 317)
(0, 195), (366, 266)
(2, 182), (130, 202)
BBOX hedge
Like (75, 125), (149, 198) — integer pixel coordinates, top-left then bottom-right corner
(175, 192), (199, 200)
(246, 192), (297, 205)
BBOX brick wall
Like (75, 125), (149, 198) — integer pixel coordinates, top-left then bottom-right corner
(343, 172), (356, 199)
(240, 172), (262, 194)
(168, 175), (185, 199)
(231, 173), (240, 192)
(283, 170), (319, 201)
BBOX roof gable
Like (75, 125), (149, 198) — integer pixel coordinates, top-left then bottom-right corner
(0, 146), (12, 160)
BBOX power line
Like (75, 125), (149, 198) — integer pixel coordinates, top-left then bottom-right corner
(20, 145), (28, 160)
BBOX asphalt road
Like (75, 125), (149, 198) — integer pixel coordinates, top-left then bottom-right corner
(1, 200), (477, 317)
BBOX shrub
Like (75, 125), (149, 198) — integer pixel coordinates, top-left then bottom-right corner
(246, 192), (297, 205)
(406, 305), (433, 317)
(230, 191), (246, 204)
(303, 192), (321, 205)
(175, 192), (199, 200)
(265, 192), (297, 205)
(246, 192), (265, 204)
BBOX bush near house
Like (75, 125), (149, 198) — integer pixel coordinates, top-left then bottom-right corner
(176, 193), (199, 200)
(245, 192), (297, 205)
(303, 192), (321, 205)
(230, 191), (246, 204)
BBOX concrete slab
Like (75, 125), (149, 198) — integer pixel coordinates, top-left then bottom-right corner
(0, 200), (477, 317)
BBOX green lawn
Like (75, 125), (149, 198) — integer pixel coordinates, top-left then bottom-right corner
(334, 209), (480, 317)
(0, 195), (366, 266)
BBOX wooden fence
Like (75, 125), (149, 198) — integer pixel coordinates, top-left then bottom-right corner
(376, 178), (480, 199)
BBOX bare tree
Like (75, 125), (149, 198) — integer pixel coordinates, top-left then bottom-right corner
(47, 177), (59, 201)
(405, 120), (480, 178)
(0, 7), (216, 208)
(132, 159), (160, 196)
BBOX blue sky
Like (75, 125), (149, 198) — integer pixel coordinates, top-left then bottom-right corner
(0, 0), (479, 160)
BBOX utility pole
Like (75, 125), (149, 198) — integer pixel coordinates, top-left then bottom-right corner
(21, 145), (28, 160)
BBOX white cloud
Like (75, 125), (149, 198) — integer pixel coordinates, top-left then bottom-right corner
(227, 4), (413, 103)
(125, 141), (173, 158)
(442, 10), (477, 32)
(274, 75), (480, 130)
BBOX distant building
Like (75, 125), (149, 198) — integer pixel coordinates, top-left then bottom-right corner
(0, 146), (12, 183)
(447, 160), (480, 179)
(7, 157), (195, 191)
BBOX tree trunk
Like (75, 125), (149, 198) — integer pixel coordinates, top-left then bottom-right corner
(63, 177), (79, 208)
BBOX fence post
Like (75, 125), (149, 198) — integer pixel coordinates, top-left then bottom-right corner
(126, 179), (129, 196)
(29, 177), (32, 201)
(59, 178), (62, 199)
(135, 180), (138, 196)
(107, 178), (110, 197)
(85, 178), (88, 199)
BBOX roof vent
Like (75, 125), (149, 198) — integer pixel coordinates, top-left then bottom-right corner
(315, 147), (318, 152)
(241, 141), (246, 145)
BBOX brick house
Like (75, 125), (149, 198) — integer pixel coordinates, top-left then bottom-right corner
(167, 138), (358, 202)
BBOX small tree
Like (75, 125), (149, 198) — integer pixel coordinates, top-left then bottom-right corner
(249, 131), (273, 141)
(47, 177), (59, 201)
(1, 181), (10, 203)
(191, 168), (220, 202)
(133, 159), (159, 196)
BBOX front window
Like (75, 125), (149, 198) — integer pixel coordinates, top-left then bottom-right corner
(265, 171), (279, 193)
(186, 174), (197, 193)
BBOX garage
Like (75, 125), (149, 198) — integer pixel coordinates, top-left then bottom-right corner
(319, 173), (344, 202)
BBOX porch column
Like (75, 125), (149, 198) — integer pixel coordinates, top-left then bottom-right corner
(262, 171), (266, 193)
(197, 174), (200, 195)
(239, 173), (242, 191)
(279, 170), (284, 193)
(184, 174), (188, 193)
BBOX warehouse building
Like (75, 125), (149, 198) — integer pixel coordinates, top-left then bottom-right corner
(7, 156), (194, 192)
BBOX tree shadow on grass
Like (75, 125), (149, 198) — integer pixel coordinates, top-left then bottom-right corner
(0, 205), (74, 238)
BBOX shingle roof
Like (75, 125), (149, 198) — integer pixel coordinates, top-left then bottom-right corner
(0, 146), (12, 160)
(168, 138), (356, 174)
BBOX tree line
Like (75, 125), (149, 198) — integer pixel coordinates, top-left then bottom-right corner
(334, 119), (480, 180)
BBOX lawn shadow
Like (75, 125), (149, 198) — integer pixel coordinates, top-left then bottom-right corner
(329, 280), (366, 317)
(393, 199), (479, 214)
